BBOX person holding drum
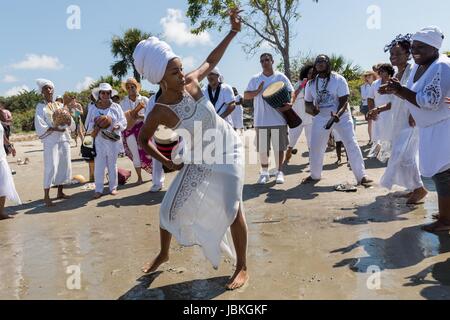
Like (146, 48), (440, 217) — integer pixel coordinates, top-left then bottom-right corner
(244, 53), (294, 185)
(135, 8), (249, 290)
(304, 55), (372, 186)
(120, 78), (150, 184)
(34, 79), (75, 207)
(86, 83), (127, 199)
(203, 67), (236, 127)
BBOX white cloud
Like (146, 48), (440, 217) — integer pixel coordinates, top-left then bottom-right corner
(160, 9), (212, 47)
(2, 75), (18, 83)
(76, 76), (95, 91)
(12, 54), (64, 70)
(180, 56), (197, 71)
(4, 85), (30, 97)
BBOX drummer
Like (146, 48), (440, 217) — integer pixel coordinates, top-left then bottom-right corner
(120, 78), (150, 184)
(244, 53), (294, 185)
(202, 67), (236, 127)
(303, 55), (372, 186)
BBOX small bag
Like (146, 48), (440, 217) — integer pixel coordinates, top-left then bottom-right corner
(305, 103), (317, 116)
(81, 137), (96, 159)
(118, 168), (132, 185)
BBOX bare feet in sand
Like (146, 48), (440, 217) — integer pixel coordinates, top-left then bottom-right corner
(302, 176), (320, 184)
(110, 190), (118, 196)
(226, 267), (249, 290)
(359, 177), (374, 187)
(406, 187), (428, 205)
(0, 212), (14, 220)
(44, 198), (55, 207)
(422, 220), (450, 233)
(57, 193), (71, 200)
(93, 193), (102, 200)
(142, 253), (169, 274)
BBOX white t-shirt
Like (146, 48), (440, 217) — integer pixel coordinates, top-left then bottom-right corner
(231, 94), (244, 129)
(304, 72), (350, 117)
(246, 71), (294, 127)
(368, 80), (393, 108)
(202, 83), (235, 126)
(293, 82), (313, 125)
(120, 95), (149, 120)
(360, 83), (372, 105)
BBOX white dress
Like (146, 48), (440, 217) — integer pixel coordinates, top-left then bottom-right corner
(0, 125), (21, 204)
(380, 64), (423, 191)
(158, 92), (244, 269)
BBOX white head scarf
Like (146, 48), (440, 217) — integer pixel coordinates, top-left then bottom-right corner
(412, 26), (444, 50)
(133, 37), (179, 85)
(209, 67), (225, 83)
(36, 79), (55, 93)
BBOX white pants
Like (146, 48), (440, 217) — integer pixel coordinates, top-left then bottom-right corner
(126, 134), (141, 168)
(43, 139), (72, 189)
(152, 158), (165, 187)
(310, 112), (366, 182)
(94, 138), (119, 193)
(289, 123), (312, 150)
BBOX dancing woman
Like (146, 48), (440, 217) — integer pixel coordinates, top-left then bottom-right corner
(136, 9), (248, 290)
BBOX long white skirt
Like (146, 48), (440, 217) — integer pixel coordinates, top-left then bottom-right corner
(0, 158), (21, 204)
(380, 127), (422, 190)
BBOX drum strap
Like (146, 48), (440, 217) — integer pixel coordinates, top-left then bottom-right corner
(208, 83), (222, 107)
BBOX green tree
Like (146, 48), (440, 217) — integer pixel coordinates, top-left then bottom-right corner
(110, 28), (152, 83)
(187, 0), (319, 81)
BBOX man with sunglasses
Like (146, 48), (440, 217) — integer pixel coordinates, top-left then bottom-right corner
(304, 55), (372, 186)
(244, 53), (294, 185)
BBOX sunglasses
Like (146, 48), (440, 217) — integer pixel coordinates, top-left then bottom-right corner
(260, 58), (271, 63)
(99, 91), (111, 95)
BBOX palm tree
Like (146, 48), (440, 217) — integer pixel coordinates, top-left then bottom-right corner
(110, 28), (151, 83)
(329, 54), (362, 81)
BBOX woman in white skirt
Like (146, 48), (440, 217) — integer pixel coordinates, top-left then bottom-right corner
(136, 9), (248, 290)
(0, 108), (21, 220)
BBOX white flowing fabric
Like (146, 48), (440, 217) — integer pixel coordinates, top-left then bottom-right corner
(380, 64), (423, 191)
(289, 82), (313, 149)
(158, 92), (244, 269)
(0, 125), (21, 204)
(34, 102), (74, 189)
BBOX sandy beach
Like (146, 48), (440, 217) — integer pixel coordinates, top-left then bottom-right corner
(0, 117), (448, 300)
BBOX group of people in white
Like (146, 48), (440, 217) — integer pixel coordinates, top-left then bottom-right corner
(1, 9), (449, 290)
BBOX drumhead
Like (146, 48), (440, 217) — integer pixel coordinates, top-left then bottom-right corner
(262, 81), (285, 98)
(154, 125), (179, 144)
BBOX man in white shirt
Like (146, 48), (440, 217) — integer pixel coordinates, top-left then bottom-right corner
(304, 55), (372, 186)
(203, 68), (236, 127)
(244, 53), (294, 185)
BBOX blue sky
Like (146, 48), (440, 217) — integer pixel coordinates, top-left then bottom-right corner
(1, 0), (449, 98)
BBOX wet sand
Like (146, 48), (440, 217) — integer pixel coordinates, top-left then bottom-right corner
(1, 117), (449, 300)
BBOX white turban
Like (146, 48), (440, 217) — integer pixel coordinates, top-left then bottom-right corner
(210, 67), (225, 83)
(412, 26), (444, 50)
(133, 37), (179, 85)
(36, 79), (55, 92)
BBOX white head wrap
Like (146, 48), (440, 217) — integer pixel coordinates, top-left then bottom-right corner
(91, 83), (118, 101)
(36, 79), (55, 93)
(133, 37), (179, 84)
(412, 26), (444, 50)
(209, 67), (225, 83)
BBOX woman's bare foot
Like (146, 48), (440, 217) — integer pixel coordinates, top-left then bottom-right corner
(110, 190), (118, 196)
(226, 267), (249, 290)
(0, 212), (14, 220)
(406, 187), (428, 205)
(432, 213), (440, 220)
(44, 198), (55, 207)
(57, 193), (71, 200)
(422, 220), (450, 233)
(142, 253), (169, 274)
(93, 193), (102, 200)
